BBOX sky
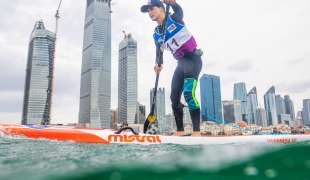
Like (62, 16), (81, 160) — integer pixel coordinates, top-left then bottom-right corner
(0, 0), (309, 125)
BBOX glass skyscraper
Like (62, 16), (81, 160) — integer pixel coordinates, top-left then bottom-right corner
(302, 99), (310, 127)
(233, 82), (247, 121)
(284, 95), (295, 120)
(150, 87), (166, 132)
(78, 0), (111, 128)
(118, 33), (138, 124)
(275, 95), (286, 115)
(223, 100), (242, 124)
(264, 86), (278, 126)
(246, 87), (258, 124)
(199, 74), (222, 122)
(255, 104), (267, 127)
(22, 20), (55, 125)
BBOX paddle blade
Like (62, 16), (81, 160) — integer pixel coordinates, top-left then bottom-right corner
(144, 114), (158, 134)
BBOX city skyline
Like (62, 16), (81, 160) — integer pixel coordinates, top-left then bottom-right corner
(1, 0), (310, 125)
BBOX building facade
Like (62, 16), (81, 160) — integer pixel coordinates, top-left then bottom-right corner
(22, 20), (55, 125)
(78, 0), (112, 128)
(233, 82), (247, 121)
(302, 99), (310, 127)
(255, 104), (267, 127)
(284, 95), (295, 120)
(264, 86), (278, 126)
(118, 33), (138, 124)
(150, 87), (166, 132)
(223, 100), (242, 124)
(246, 87), (258, 124)
(275, 95), (286, 115)
(199, 74), (223, 123)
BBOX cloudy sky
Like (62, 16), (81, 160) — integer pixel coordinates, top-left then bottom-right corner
(0, 0), (309, 125)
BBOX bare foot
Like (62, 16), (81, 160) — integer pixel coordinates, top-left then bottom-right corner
(192, 131), (201, 137)
(173, 131), (184, 136)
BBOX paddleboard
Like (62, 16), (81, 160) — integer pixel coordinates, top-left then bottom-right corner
(1, 123), (310, 145)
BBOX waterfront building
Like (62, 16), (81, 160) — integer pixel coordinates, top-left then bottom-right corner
(21, 20), (55, 125)
(294, 111), (303, 126)
(200, 74), (223, 123)
(278, 114), (291, 126)
(138, 103), (146, 124)
(223, 100), (242, 124)
(264, 86), (278, 126)
(233, 82), (247, 121)
(246, 87), (258, 124)
(255, 104), (267, 127)
(150, 87), (166, 132)
(284, 95), (295, 120)
(118, 33), (138, 124)
(275, 95), (286, 115)
(302, 99), (310, 127)
(78, 0), (112, 128)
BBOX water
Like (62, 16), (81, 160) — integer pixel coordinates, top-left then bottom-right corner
(0, 135), (310, 180)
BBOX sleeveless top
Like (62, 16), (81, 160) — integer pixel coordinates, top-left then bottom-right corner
(153, 15), (197, 59)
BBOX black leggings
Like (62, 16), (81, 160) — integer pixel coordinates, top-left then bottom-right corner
(171, 54), (202, 131)
(171, 54), (202, 108)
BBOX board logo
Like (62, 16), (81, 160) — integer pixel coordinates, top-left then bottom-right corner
(267, 138), (297, 143)
(108, 134), (162, 143)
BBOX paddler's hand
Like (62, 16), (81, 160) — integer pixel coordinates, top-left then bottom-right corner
(154, 64), (163, 74)
(161, 0), (176, 5)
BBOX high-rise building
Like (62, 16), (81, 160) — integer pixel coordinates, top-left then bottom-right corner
(246, 87), (258, 124)
(150, 87), (166, 132)
(278, 114), (291, 126)
(199, 74), (222, 122)
(21, 20), (55, 125)
(138, 103), (146, 124)
(302, 99), (310, 127)
(118, 33), (138, 124)
(233, 82), (247, 121)
(275, 95), (286, 115)
(264, 86), (278, 126)
(255, 104), (267, 127)
(78, 0), (112, 128)
(284, 95), (295, 120)
(295, 111), (303, 126)
(223, 100), (242, 124)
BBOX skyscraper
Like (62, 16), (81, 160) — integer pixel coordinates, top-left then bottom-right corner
(275, 95), (286, 115)
(199, 74), (222, 122)
(150, 87), (166, 132)
(255, 104), (267, 127)
(233, 82), (247, 121)
(78, 0), (112, 128)
(302, 99), (310, 127)
(264, 86), (278, 126)
(22, 20), (55, 125)
(284, 95), (295, 120)
(118, 33), (138, 124)
(246, 87), (258, 124)
(223, 100), (242, 124)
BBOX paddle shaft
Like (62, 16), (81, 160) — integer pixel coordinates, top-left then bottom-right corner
(150, 4), (170, 115)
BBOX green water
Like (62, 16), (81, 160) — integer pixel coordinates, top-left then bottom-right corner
(0, 135), (309, 180)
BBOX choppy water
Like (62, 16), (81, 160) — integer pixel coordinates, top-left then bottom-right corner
(0, 135), (310, 180)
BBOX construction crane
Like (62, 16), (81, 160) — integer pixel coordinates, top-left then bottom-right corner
(109, 1), (118, 13)
(47, 0), (62, 125)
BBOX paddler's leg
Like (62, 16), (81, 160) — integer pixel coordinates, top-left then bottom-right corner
(171, 61), (185, 136)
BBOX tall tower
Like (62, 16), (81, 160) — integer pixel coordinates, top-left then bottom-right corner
(255, 104), (267, 127)
(275, 95), (286, 115)
(302, 99), (310, 127)
(233, 82), (247, 121)
(150, 87), (166, 132)
(118, 33), (138, 124)
(284, 95), (295, 120)
(21, 20), (55, 125)
(223, 100), (242, 124)
(199, 74), (222, 122)
(246, 87), (258, 124)
(78, 0), (112, 128)
(264, 86), (278, 126)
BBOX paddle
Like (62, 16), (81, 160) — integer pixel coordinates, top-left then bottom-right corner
(144, 4), (170, 134)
